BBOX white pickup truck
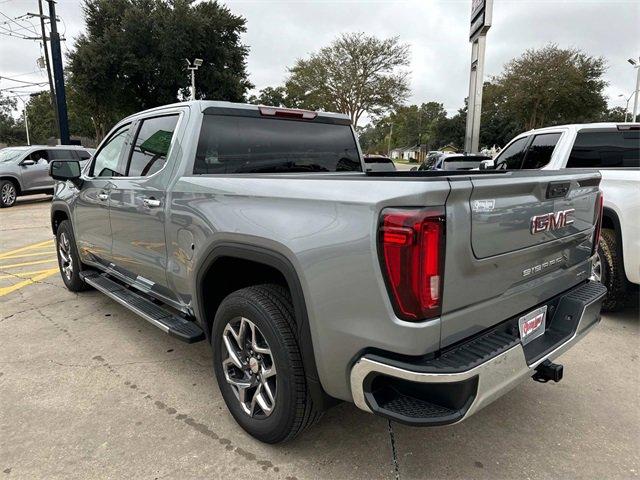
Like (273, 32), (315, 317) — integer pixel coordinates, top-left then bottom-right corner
(483, 123), (639, 310)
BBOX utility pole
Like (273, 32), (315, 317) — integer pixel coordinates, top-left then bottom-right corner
(37, 0), (59, 137)
(46, 0), (70, 144)
(464, 0), (493, 153)
(387, 123), (393, 157)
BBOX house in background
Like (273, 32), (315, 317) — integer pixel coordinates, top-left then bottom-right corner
(401, 144), (429, 162)
(389, 147), (405, 160)
(440, 144), (458, 153)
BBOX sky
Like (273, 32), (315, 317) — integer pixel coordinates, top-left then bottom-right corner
(1, 0), (639, 121)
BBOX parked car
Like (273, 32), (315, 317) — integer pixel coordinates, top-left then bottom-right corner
(482, 123), (639, 310)
(363, 154), (396, 172)
(49, 101), (605, 443)
(0, 145), (94, 207)
(415, 153), (491, 171)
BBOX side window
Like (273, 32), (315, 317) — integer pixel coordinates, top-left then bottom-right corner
(521, 133), (562, 169)
(91, 124), (130, 177)
(127, 115), (179, 177)
(567, 131), (640, 168)
(49, 150), (78, 161)
(494, 137), (528, 169)
(28, 150), (49, 163)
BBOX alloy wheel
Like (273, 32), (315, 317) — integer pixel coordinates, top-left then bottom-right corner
(58, 232), (74, 281)
(591, 252), (603, 283)
(1, 183), (16, 206)
(221, 316), (277, 418)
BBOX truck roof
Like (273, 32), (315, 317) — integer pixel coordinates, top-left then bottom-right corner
(120, 100), (352, 124)
(519, 122), (640, 136)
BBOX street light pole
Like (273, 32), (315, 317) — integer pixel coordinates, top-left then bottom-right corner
(629, 57), (640, 122)
(185, 58), (203, 101)
(619, 92), (636, 122)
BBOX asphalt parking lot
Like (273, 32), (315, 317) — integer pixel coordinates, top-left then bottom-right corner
(1, 197), (638, 480)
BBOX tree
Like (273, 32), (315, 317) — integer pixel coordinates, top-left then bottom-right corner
(356, 102), (448, 154)
(601, 106), (627, 122)
(0, 94), (27, 146)
(432, 108), (466, 150)
(284, 33), (410, 127)
(490, 44), (607, 131)
(23, 92), (57, 145)
(247, 86), (287, 107)
(479, 81), (521, 148)
(68, 0), (253, 140)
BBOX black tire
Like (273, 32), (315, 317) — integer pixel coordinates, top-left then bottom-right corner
(0, 179), (18, 208)
(55, 220), (91, 292)
(212, 284), (322, 443)
(597, 228), (627, 312)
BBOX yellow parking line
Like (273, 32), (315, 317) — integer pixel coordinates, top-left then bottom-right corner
(0, 258), (58, 269)
(0, 251), (55, 260)
(0, 268), (60, 280)
(0, 268), (59, 297)
(0, 240), (54, 260)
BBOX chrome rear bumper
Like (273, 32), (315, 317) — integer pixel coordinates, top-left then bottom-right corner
(350, 281), (606, 425)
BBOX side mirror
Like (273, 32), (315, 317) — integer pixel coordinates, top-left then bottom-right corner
(410, 167), (418, 171)
(49, 160), (82, 188)
(20, 159), (36, 167)
(479, 159), (495, 171)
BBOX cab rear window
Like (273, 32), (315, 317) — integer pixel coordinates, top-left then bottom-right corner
(194, 115), (362, 174)
(567, 130), (640, 168)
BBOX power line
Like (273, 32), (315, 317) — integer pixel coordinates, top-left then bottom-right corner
(0, 84), (48, 92)
(0, 10), (39, 36)
(0, 26), (38, 40)
(0, 75), (47, 85)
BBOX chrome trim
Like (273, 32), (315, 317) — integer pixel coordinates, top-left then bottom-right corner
(350, 286), (605, 420)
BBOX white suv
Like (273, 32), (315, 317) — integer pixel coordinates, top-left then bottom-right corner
(485, 123), (639, 310)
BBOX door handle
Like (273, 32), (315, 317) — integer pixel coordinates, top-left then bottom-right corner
(143, 197), (161, 208)
(97, 192), (109, 201)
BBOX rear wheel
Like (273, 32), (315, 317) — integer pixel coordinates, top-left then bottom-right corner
(593, 228), (626, 312)
(0, 180), (17, 208)
(56, 220), (91, 292)
(211, 284), (322, 443)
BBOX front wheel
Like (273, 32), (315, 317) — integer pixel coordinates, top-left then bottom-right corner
(56, 220), (91, 292)
(211, 284), (322, 443)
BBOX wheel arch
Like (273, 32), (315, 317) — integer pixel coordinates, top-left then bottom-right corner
(601, 206), (628, 279)
(193, 241), (335, 409)
(51, 202), (72, 235)
(0, 175), (21, 194)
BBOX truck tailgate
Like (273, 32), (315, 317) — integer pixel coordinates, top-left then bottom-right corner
(441, 170), (601, 348)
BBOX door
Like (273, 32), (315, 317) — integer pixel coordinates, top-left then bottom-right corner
(19, 149), (50, 190)
(74, 123), (131, 268)
(108, 113), (181, 303)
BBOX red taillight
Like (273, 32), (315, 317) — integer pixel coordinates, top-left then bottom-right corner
(592, 192), (604, 255)
(378, 208), (445, 321)
(258, 106), (317, 120)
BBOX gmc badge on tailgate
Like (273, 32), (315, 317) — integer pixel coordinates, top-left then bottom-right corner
(530, 209), (575, 234)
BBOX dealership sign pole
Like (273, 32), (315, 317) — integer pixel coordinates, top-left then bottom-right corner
(464, 0), (493, 153)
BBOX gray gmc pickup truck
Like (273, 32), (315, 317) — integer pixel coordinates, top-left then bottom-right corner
(49, 101), (606, 443)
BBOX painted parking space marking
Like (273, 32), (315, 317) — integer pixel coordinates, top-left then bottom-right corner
(0, 239), (58, 297)
(0, 240), (53, 260)
(0, 258), (58, 269)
